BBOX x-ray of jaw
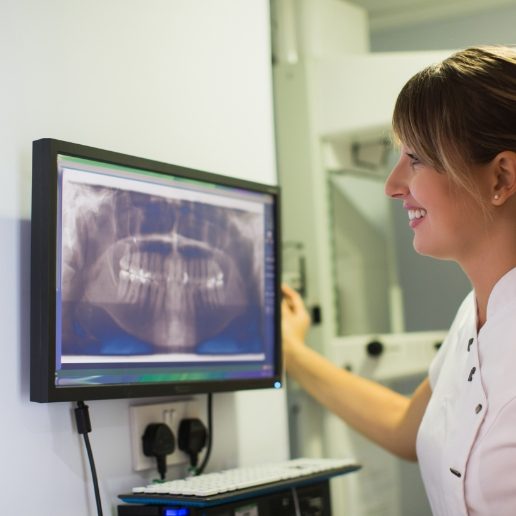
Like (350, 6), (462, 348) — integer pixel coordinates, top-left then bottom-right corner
(60, 182), (264, 356)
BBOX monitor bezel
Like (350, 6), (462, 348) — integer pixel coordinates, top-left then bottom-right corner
(30, 138), (282, 402)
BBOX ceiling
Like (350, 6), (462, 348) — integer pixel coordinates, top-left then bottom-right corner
(347, 0), (516, 31)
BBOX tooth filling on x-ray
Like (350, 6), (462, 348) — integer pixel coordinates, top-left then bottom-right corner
(61, 182), (263, 356)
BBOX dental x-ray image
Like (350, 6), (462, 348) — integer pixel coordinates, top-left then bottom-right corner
(60, 177), (265, 358)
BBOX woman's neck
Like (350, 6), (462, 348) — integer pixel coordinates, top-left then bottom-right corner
(465, 254), (516, 330)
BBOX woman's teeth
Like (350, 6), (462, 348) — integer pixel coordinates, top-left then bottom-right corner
(408, 208), (427, 221)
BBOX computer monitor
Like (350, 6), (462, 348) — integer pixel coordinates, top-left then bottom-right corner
(30, 139), (282, 402)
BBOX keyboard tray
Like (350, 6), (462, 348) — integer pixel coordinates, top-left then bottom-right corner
(119, 459), (361, 508)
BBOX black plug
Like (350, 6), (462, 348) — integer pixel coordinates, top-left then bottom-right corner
(178, 418), (208, 469)
(142, 423), (176, 480)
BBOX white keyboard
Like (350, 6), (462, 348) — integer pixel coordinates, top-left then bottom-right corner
(130, 457), (359, 498)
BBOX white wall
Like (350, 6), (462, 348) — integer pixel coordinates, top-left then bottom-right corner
(370, 3), (516, 52)
(0, 1), (289, 514)
(310, 51), (451, 136)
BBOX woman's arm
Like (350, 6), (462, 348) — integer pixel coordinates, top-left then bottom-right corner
(282, 284), (431, 461)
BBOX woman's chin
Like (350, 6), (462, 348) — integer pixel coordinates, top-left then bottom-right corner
(412, 238), (451, 261)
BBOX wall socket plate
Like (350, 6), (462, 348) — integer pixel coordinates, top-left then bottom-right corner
(129, 398), (202, 472)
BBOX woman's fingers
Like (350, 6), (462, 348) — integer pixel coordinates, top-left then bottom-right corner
(281, 283), (311, 338)
(282, 283), (305, 313)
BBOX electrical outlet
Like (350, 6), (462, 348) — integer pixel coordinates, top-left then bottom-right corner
(129, 398), (202, 472)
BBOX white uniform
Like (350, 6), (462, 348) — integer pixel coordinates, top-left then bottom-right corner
(417, 267), (516, 515)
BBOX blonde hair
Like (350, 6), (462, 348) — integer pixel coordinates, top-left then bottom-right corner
(392, 45), (516, 202)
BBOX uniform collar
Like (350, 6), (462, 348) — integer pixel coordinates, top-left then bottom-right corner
(485, 267), (516, 322)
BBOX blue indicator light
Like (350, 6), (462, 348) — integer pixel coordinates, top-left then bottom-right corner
(163, 508), (189, 516)
(274, 381), (282, 389)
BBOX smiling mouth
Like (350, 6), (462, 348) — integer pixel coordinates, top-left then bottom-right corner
(408, 208), (427, 222)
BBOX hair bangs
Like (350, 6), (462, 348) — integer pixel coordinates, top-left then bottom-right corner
(392, 66), (449, 172)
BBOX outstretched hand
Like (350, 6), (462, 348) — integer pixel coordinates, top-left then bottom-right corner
(281, 283), (311, 361)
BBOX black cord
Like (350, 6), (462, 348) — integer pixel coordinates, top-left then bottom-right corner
(195, 393), (213, 475)
(75, 401), (103, 516)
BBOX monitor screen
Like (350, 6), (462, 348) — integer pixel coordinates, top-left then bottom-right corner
(30, 139), (282, 402)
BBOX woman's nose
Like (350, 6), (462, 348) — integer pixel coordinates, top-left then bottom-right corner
(384, 159), (408, 199)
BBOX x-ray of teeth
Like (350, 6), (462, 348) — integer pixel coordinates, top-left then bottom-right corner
(60, 181), (264, 356)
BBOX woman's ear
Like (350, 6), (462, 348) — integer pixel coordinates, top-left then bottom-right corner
(491, 151), (516, 205)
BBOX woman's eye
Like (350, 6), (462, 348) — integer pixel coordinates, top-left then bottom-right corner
(407, 153), (421, 166)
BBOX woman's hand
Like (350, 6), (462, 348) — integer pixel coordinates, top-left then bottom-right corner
(281, 283), (311, 361)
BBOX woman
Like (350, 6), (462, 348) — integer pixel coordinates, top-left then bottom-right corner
(282, 45), (516, 516)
